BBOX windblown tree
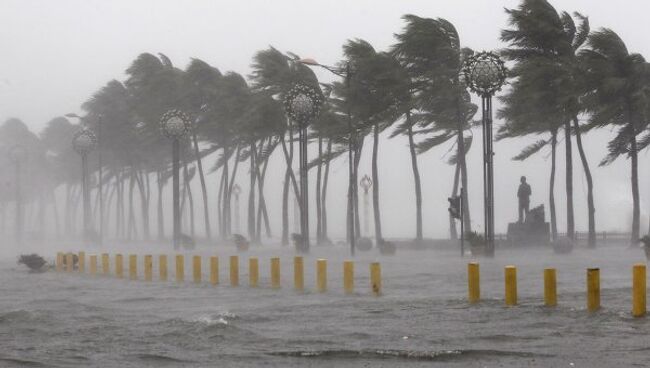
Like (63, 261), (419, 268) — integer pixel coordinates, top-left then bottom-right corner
(392, 15), (476, 240)
(249, 47), (320, 245)
(331, 39), (406, 243)
(181, 58), (224, 241)
(579, 28), (650, 245)
(500, 0), (595, 244)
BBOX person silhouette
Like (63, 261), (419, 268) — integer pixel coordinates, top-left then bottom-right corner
(518, 176), (531, 223)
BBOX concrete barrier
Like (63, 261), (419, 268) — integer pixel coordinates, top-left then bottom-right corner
(144, 255), (152, 281)
(505, 265), (517, 306)
(271, 257), (280, 289)
(210, 256), (219, 285)
(89, 255), (97, 276)
(587, 268), (600, 312)
(193, 256), (201, 284)
(467, 262), (480, 303)
(632, 264), (646, 317)
(544, 268), (557, 307)
(230, 256), (239, 287)
(343, 261), (354, 294)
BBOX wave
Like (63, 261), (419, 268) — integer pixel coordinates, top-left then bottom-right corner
(269, 349), (550, 361)
(135, 353), (195, 364)
(0, 356), (48, 367)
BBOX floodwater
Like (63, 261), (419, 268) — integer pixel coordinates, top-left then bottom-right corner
(1, 242), (649, 367)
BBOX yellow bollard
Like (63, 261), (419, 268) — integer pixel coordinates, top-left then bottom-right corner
(65, 253), (74, 272)
(101, 253), (109, 275)
(587, 268), (600, 312)
(505, 265), (517, 306)
(294, 256), (304, 291)
(89, 255), (97, 276)
(249, 257), (259, 287)
(343, 261), (354, 294)
(159, 255), (168, 281)
(193, 256), (202, 283)
(544, 268), (557, 307)
(176, 255), (184, 282)
(78, 251), (85, 273)
(467, 262), (480, 303)
(210, 256), (219, 285)
(144, 255), (152, 281)
(317, 259), (327, 293)
(129, 254), (137, 280)
(271, 257), (280, 289)
(370, 262), (382, 296)
(56, 252), (63, 272)
(115, 254), (124, 278)
(632, 264), (646, 317)
(230, 256), (239, 286)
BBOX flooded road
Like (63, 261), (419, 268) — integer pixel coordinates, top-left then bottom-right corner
(1, 243), (648, 367)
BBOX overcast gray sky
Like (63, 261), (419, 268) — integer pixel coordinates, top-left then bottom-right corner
(1, 0), (649, 239)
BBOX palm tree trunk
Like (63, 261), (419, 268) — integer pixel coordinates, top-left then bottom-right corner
(156, 171), (164, 240)
(630, 128), (640, 246)
(192, 131), (211, 240)
(354, 138), (363, 238)
(372, 123), (382, 242)
(321, 139), (332, 241)
(550, 129), (558, 241)
(248, 142), (257, 242)
(226, 145), (241, 236)
(316, 136), (323, 243)
(450, 161), (460, 240)
(564, 120), (575, 239)
(406, 112), (423, 241)
(572, 118), (595, 247)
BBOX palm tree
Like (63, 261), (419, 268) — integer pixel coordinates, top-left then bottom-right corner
(579, 28), (650, 245)
(332, 39), (405, 243)
(501, 0), (595, 243)
(181, 58), (224, 241)
(249, 47), (319, 245)
(392, 15), (476, 240)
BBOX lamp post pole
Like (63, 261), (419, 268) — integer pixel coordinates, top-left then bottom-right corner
(462, 51), (507, 257)
(66, 112), (103, 246)
(233, 184), (241, 234)
(360, 174), (372, 237)
(283, 84), (323, 253)
(72, 128), (97, 246)
(160, 109), (191, 250)
(9, 145), (26, 245)
(299, 58), (357, 256)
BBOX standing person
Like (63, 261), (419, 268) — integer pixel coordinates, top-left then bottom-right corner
(518, 176), (531, 223)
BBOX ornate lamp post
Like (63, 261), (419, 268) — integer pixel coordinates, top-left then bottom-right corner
(462, 51), (507, 257)
(8, 145), (27, 244)
(72, 128), (98, 245)
(160, 109), (191, 250)
(67, 113), (104, 246)
(232, 184), (241, 234)
(299, 58), (359, 256)
(283, 83), (323, 252)
(360, 174), (372, 237)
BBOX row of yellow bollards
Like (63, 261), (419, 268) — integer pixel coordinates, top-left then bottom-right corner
(56, 252), (382, 296)
(467, 262), (647, 317)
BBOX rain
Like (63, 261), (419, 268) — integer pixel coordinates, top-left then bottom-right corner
(1, 0), (649, 367)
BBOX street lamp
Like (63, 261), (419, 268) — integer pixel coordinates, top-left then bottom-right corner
(8, 145), (27, 244)
(160, 109), (191, 250)
(232, 184), (241, 234)
(299, 58), (359, 256)
(66, 113), (104, 246)
(462, 51), (507, 257)
(72, 128), (98, 245)
(360, 174), (372, 237)
(283, 83), (323, 253)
